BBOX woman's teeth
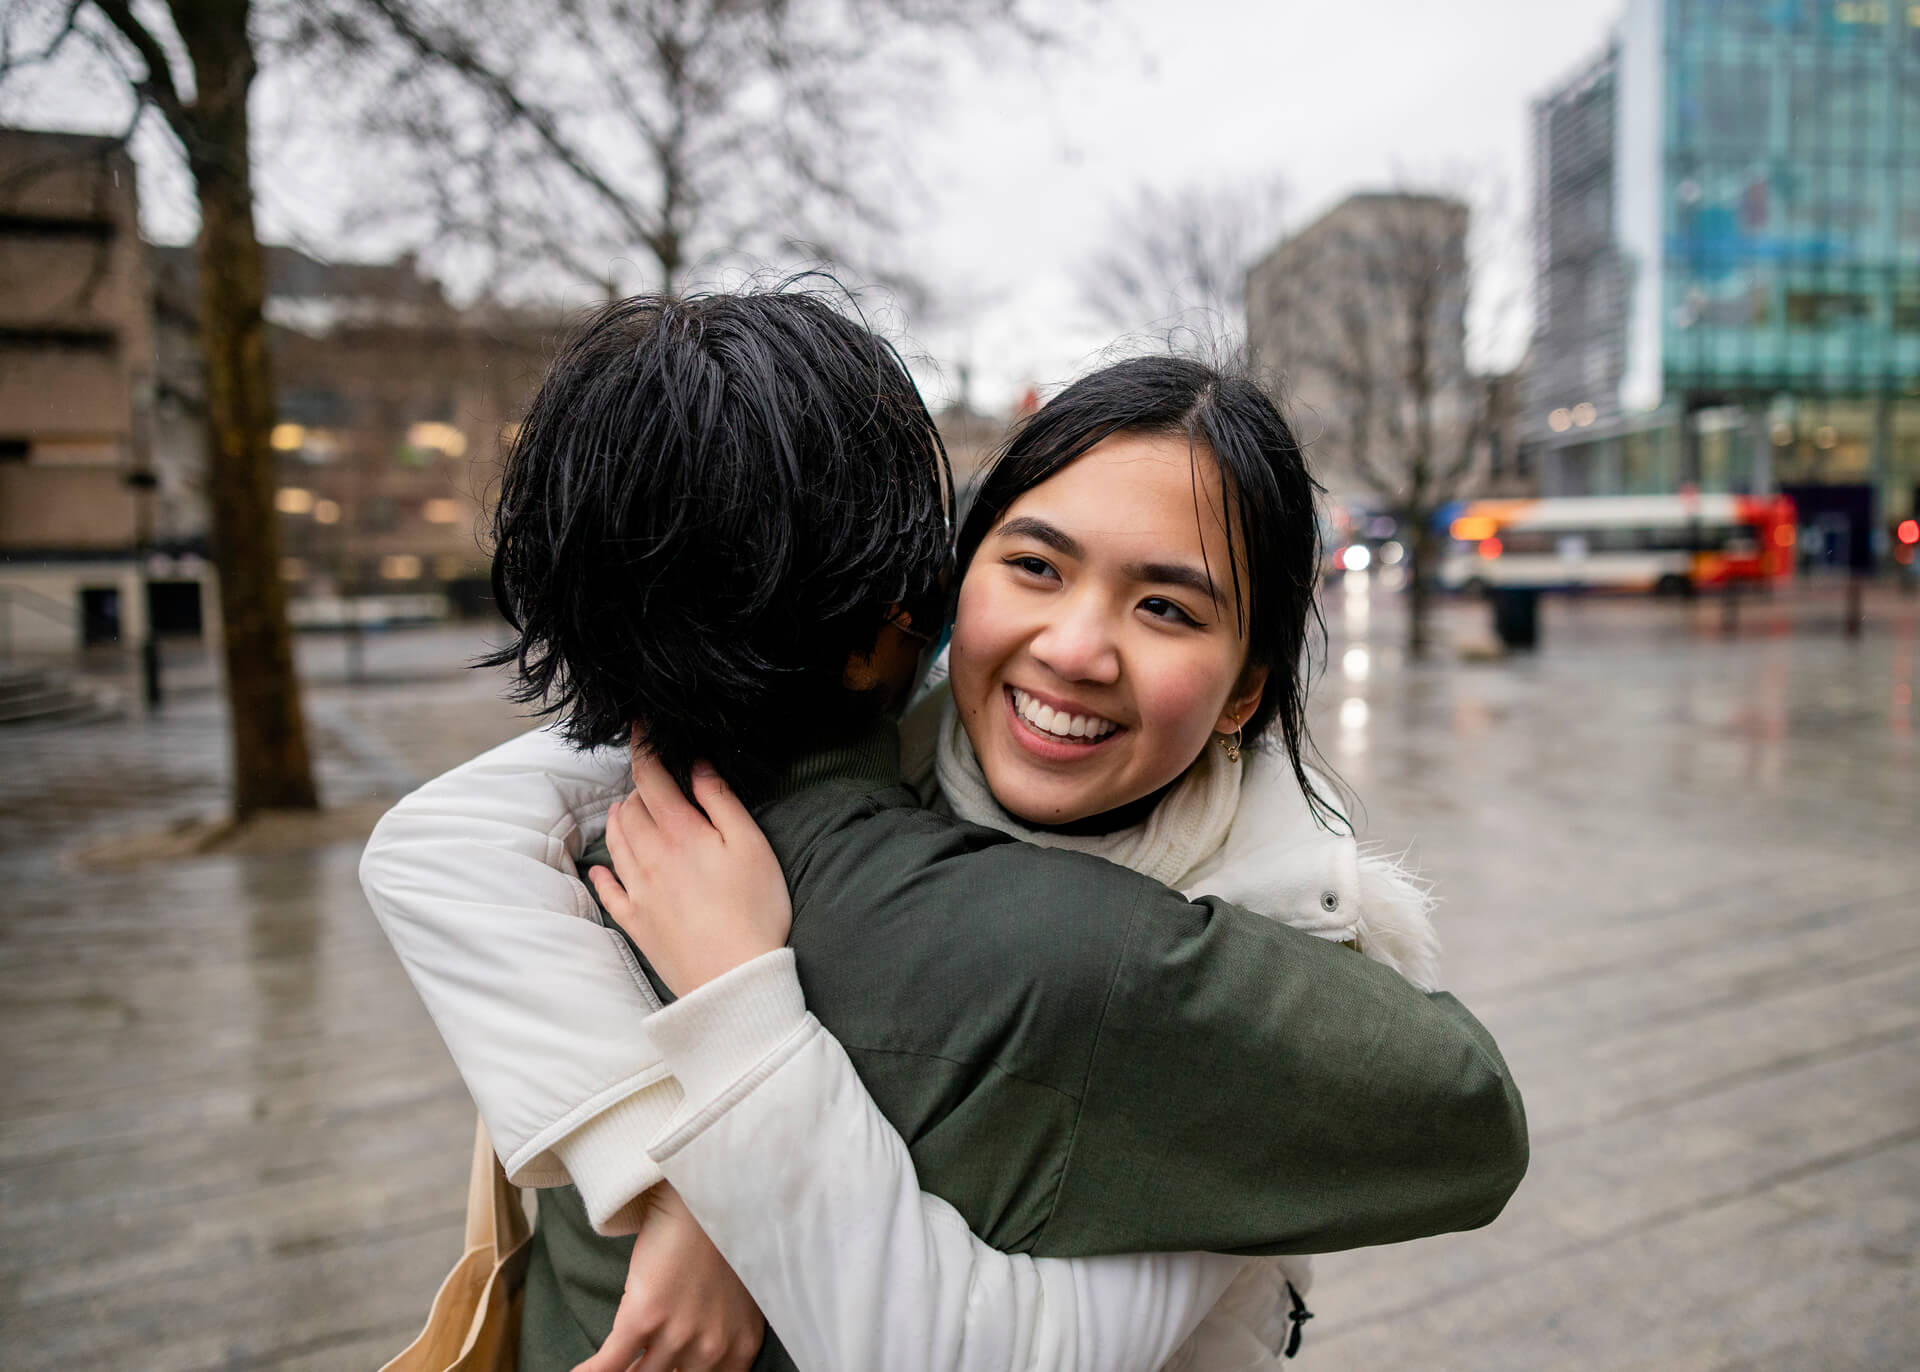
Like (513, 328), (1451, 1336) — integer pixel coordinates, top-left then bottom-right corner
(1010, 688), (1118, 742)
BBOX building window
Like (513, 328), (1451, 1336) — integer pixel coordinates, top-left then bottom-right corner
(280, 386), (348, 428)
(1785, 290), (1873, 326)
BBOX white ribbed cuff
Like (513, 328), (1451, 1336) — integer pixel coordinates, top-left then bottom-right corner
(644, 949), (808, 1120)
(551, 1081), (682, 1235)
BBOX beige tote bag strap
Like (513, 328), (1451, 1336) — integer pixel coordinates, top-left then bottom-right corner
(466, 1116), (531, 1256)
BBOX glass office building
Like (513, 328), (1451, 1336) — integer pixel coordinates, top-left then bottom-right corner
(1528, 0), (1920, 536)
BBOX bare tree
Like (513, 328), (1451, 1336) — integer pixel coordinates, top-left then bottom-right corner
(1249, 191), (1504, 658)
(3, 0), (320, 815)
(1, 0), (1061, 817)
(287, 0), (1054, 301)
(1078, 176), (1288, 344)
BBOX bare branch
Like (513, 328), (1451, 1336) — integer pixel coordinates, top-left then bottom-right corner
(0, 0), (85, 77)
(353, 0), (662, 249)
(89, 0), (185, 123)
(1081, 176), (1289, 340)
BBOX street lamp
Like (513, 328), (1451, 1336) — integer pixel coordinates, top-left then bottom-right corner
(124, 466), (162, 708)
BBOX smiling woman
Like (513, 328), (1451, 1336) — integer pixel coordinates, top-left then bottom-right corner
(951, 431), (1269, 825)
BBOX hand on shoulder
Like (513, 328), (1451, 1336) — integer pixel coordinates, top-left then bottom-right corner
(588, 747), (793, 997)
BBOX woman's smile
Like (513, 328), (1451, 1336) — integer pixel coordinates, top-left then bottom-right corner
(1004, 685), (1126, 759)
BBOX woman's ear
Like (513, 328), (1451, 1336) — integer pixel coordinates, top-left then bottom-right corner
(1215, 664), (1269, 735)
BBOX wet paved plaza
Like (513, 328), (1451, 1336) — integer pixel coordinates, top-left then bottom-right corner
(1, 585), (1915, 1369)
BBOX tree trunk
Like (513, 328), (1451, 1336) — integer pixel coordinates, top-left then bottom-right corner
(175, 0), (319, 815)
(1406, 517), (1435, 660)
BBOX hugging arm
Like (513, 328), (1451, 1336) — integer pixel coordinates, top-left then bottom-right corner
(360, 729), (1242, 1371)
(359, 727), (671, 1231)
(642, 957), (1242, 1372)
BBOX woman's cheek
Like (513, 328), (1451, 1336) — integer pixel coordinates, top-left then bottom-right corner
(1137, 651), (1236, 753)
(948, 576), (1003, 671)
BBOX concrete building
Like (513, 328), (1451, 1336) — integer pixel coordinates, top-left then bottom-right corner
(1526, 0), (1920, 547)
(1528, 44), (1632, 486)
(149, 246), (561, 628)
(1246, 192), (1481, 509)
(0, 128), (181, 659)
(2, 123), (564, 675)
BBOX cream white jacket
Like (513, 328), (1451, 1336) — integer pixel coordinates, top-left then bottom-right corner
(362, 726), (1439, 1371)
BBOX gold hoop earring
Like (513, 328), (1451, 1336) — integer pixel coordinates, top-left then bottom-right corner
(1218, 727), (1243, 764)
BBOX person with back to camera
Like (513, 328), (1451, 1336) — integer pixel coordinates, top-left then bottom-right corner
(361, 289), (1528, 1372)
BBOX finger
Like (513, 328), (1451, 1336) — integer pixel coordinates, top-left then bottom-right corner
(570, 1297), (654, 1372)
(628, 1322), (689, 1372)
(585, 865), (631, 920)
(632, 747), (704, 835)
(602, 795), (655, 884)
(688, 762), (757, 847)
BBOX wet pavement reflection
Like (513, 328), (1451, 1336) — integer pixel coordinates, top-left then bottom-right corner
(1306, 578), (1918, 1371)
(0, 593), (1914, 1369)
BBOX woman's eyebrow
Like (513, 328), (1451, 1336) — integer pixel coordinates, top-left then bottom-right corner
(995, 516), (1081, 558)
(1126, 560), (1223, 607)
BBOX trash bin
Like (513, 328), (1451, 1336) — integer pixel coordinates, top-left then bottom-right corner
(1491, 587), (1540, 650)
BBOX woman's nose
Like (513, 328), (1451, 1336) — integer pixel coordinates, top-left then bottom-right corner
(1029, 596), (1120, 684)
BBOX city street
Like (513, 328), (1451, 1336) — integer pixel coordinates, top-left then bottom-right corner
(1, 583), (1915, 1370)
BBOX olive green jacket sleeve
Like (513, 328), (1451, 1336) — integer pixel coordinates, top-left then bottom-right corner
(774, 794), (1529, 1262)
(1033, 891), (1528, 1258)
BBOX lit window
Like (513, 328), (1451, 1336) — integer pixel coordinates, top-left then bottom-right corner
(407, 422), (469, 458)
(380, 554), (423, 581)
(276, 487), (314, 515)
(271, 423), (307, 452)
(313, 499), (342, 525)
(422, 498), (463, 525)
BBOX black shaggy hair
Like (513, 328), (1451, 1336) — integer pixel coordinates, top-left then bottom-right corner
(481, 289), (953, 796)
(955, 354), (1345, 829)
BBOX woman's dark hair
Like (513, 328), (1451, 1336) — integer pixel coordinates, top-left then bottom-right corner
(481, 288), (953, 796)
(955, 354), (1345, 829)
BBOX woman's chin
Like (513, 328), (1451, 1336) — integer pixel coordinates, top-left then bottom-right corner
(980, 768), (1110, 828)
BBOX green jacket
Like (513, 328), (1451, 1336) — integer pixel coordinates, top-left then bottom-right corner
(521, 724), (1527, 1369)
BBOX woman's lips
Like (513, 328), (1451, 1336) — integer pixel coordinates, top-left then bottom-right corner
(1002, 686), (1124, 763)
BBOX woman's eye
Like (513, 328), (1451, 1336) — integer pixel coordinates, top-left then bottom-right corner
(1141, 597), (1201, 627)
(1007, 555), (1056, 580)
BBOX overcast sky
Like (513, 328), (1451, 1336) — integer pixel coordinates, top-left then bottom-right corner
(899, 0), (1624, 409)
(21, 0), (1624, 412)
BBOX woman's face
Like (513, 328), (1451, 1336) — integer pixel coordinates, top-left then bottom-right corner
(949, 431), (1268, 826)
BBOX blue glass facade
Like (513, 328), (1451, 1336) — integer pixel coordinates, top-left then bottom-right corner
(1530, 0), (1920, 527)
(1662, 0), (1920, 394)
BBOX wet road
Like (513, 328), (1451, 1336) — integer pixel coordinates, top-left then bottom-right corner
(1, 586), (1914, 1369)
